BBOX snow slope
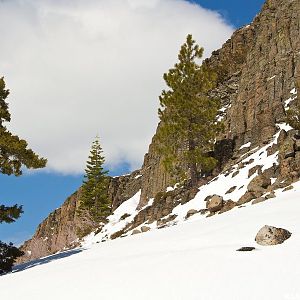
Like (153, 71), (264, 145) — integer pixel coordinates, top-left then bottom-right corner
(1, 182), (300, 300)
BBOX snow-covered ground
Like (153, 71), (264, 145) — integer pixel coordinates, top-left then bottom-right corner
(1, 182), (300, 300)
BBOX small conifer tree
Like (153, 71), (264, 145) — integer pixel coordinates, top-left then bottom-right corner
(156, 34), (222, 186)
(286, 80), (300, 131)
(79, 137), (111, 223)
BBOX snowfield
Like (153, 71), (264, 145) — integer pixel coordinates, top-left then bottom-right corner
(1, 181), (300, 300)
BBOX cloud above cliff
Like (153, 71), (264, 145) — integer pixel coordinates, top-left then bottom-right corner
(0, 0), (234, 174)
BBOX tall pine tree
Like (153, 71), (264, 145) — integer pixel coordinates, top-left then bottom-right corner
(156, 34), (222, 186)
(78, 137), (111, 223)
(0, 77), (46, 273)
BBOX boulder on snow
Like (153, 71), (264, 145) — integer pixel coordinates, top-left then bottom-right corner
(132, 229), (141, 235)
(120, 213), (131, 221)
(265, 191), (276, 199)
(219, 200), (236, 214)
(248, 165), (262, 178)
(283, 185), (294, 192)
(251, 197), (267, 205)
(185, 209), (198, 219)
(247, 174), (271, 193)
(236, 191), (256, 206)
(225, 186), (237, 194)
(141, 226), (151, 233)
(255, 225), (292, 246)
(206, 195), (223, 212)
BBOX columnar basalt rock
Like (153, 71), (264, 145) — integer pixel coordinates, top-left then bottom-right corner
(228, 0), (300, 148)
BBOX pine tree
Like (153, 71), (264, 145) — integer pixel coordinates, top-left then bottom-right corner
(156, 34), (222, 186)
(0, 78), (47, 176)
(286, 80), (300, 131)
(0, 241), (23, 274)
(79, 137), (111, 223)
(0, 76), (46, 273)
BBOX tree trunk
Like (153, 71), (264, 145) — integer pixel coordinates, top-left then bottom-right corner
(188, 137), (198, 187)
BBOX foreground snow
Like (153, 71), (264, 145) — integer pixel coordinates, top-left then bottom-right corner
(1, 182), (300, 300)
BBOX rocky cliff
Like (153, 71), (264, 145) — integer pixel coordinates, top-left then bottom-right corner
(19, 0), (300, 263)
(18, 171), (142, 263)
(139, 0), (300, 205)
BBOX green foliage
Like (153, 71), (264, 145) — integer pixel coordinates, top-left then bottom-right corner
(0, 77), (47, 176)
(0, 76), (47, 272)
(78, 137), (111, 223)
(0, 204), (23, 224)
(0, 241), (24, 274)
(286, 80), (300, 131)
(156, 34), (222, 185)
(76, 225), (94, 239)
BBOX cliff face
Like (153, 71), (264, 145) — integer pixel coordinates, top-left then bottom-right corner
(138, 23), (255, 208)
(228, 0), (300, 147)
(18, 171), (142, 263)
(139, 0), (300, 206)
(19, 0), (300, 262)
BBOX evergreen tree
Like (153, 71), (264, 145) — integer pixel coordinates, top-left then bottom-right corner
(156, 34), (222, 186)
(286, 80), (300, 131)
(0, 241), (23, 274)
(0, 78), (47, 176)
(79, 137), (111, 223)
(0, 76), (47, 273)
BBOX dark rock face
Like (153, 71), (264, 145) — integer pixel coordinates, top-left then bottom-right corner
(255, 225), (292, 246)
(109, 170), (142, 210)
(228, 0), (300, 148)
(18, 191), (84, 263)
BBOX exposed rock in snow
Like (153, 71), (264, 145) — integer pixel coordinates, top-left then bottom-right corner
(236, 246), (256, 252)
(185, 209), (198, 219)
(255, 225), (292, 246)
(247, 174), (271, 193)
(206, 195), (224, 213)
(140, 226), (151, 233)
(131, 229), (141, 235)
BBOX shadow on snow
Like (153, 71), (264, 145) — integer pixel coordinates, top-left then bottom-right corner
(10, 248), (84, 274)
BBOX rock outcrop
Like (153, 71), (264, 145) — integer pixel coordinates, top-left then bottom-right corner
(19, 0), (300, 263)
(138, 0), (300, 207)
(18, 172), (142, 263)
(206, 195), (224, 213)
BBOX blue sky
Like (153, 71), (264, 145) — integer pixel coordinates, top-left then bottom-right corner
(193, 0), (265, 28)
(0, 0), (265, 245)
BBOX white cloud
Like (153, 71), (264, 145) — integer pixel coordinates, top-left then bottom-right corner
(0, 0), (234, 174)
